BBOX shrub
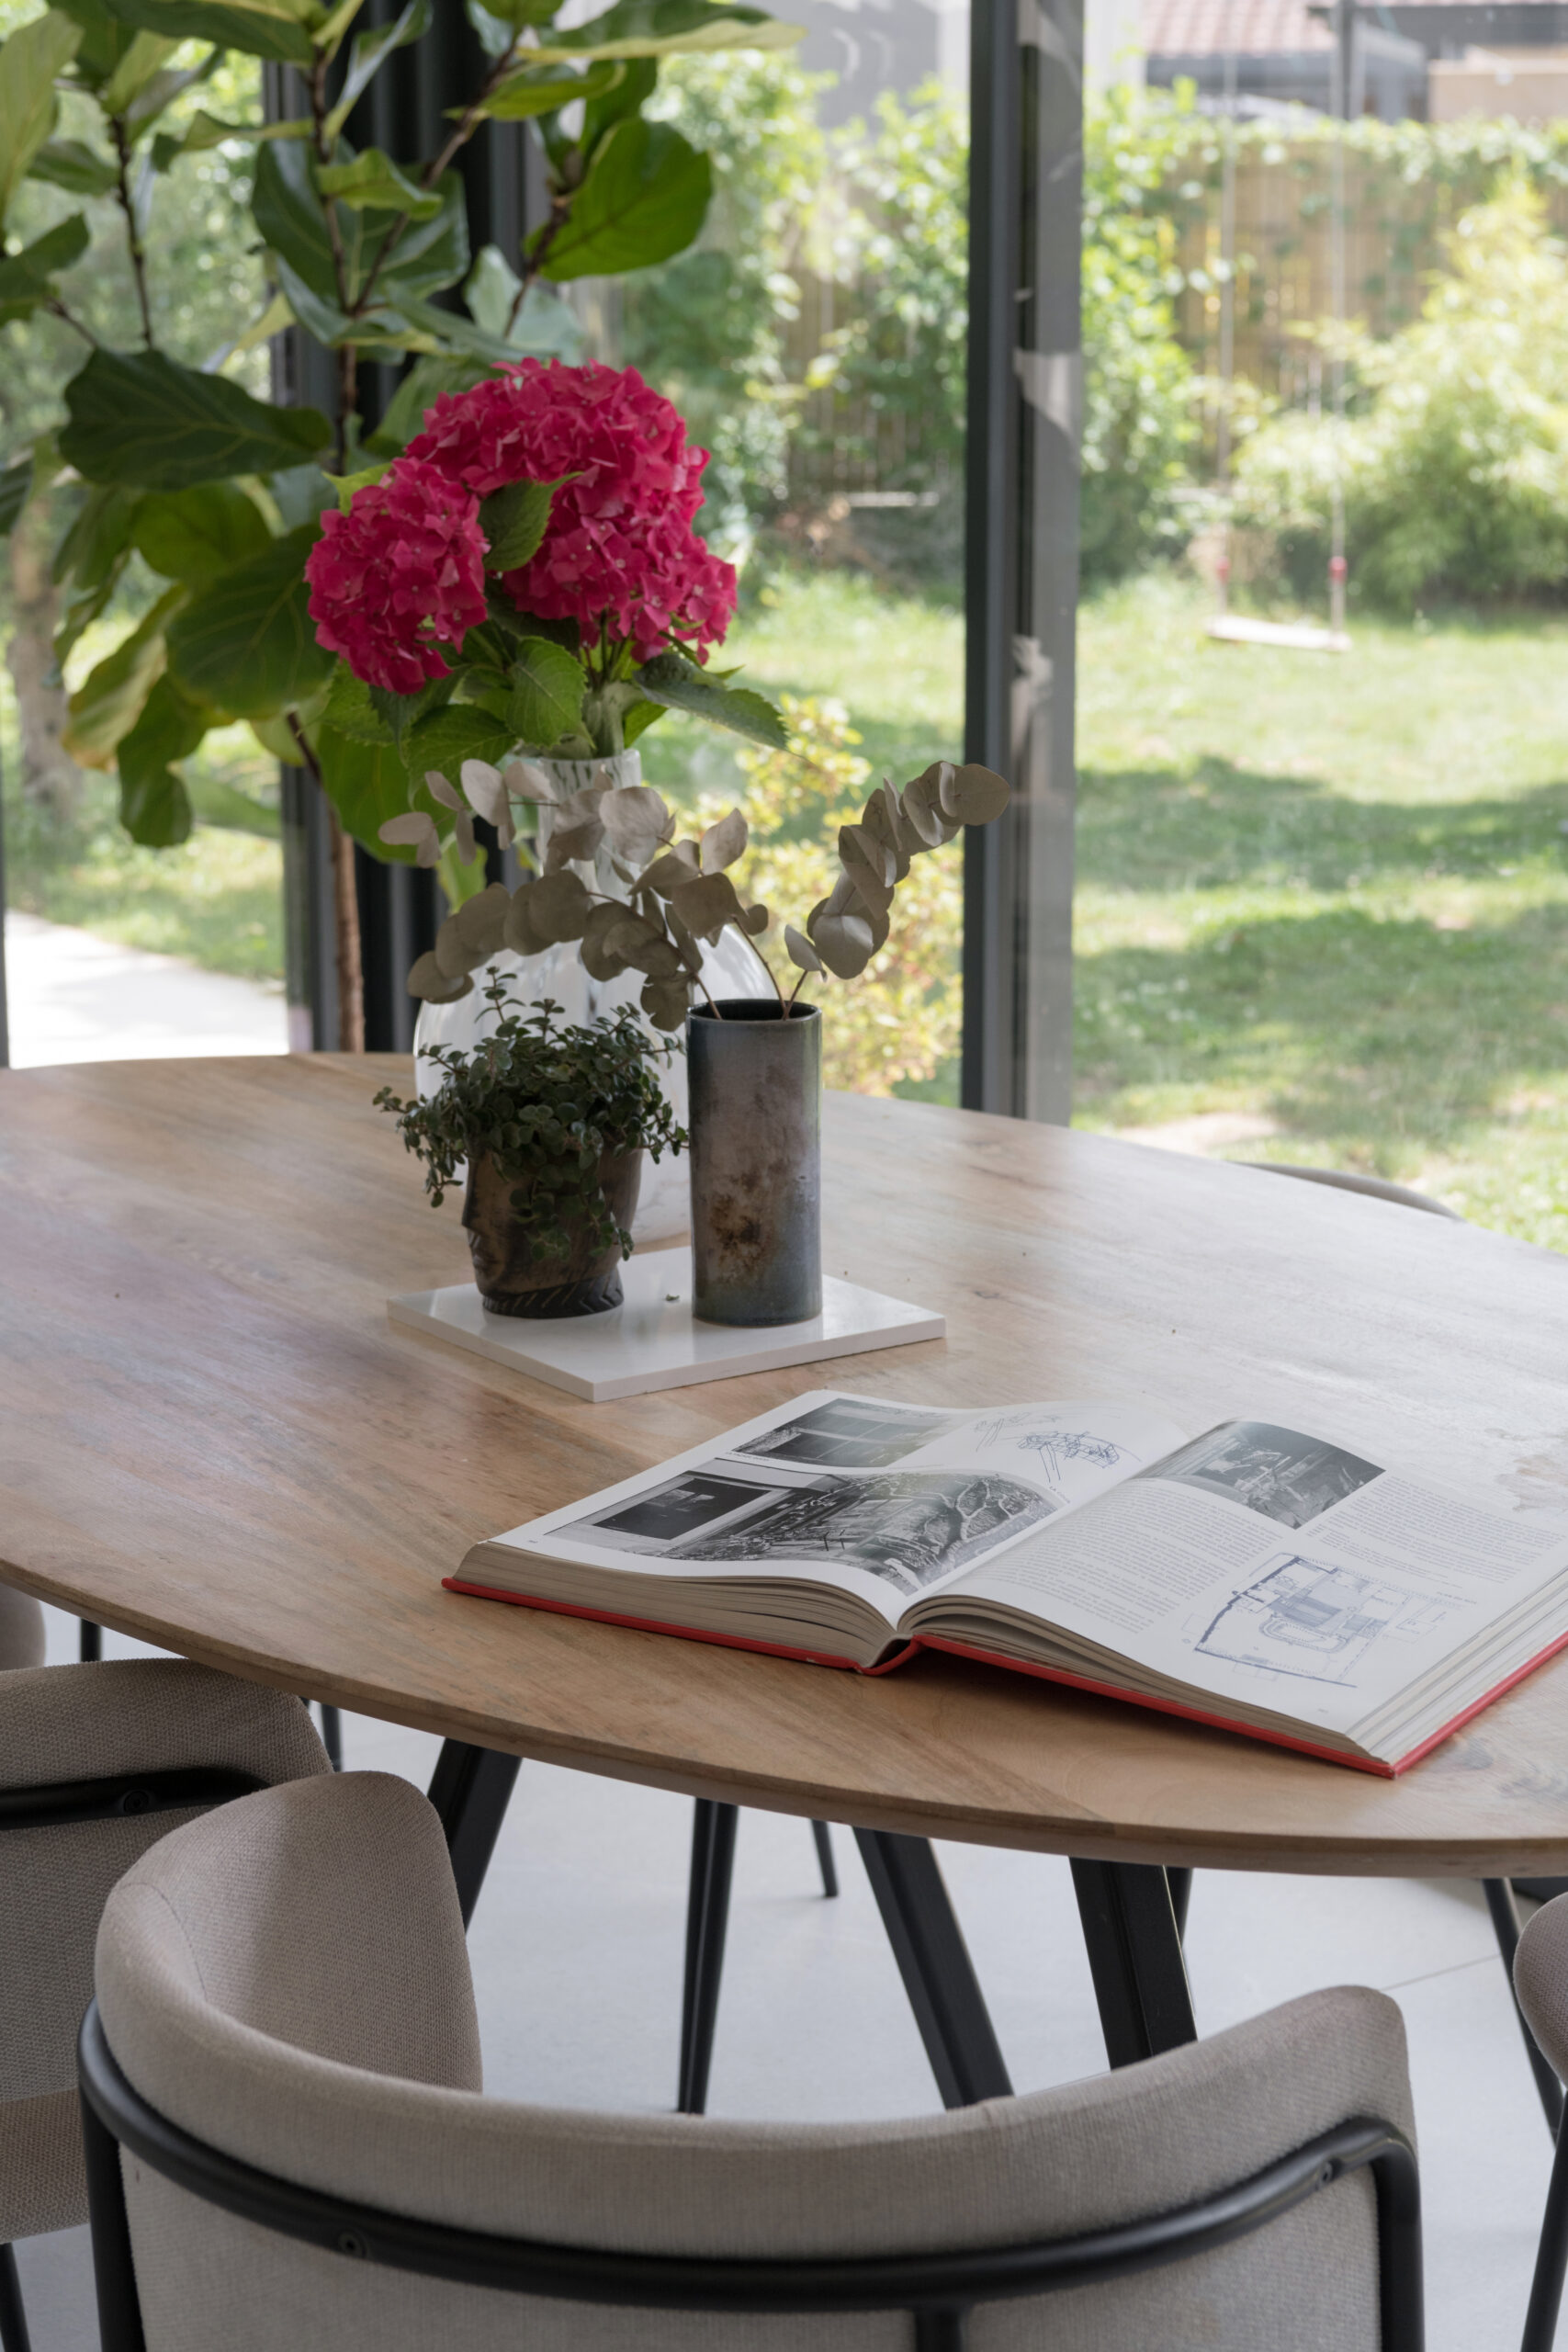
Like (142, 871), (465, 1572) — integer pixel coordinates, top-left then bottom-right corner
(1235, 180), (1568, 608)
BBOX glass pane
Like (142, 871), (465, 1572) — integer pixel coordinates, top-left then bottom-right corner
(1075, 8), (1568, 1247)
(598, 4), (972, 1102)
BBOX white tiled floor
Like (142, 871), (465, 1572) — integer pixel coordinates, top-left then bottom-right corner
(12, 1604), (1557, 2350)
(2, 912), (288, 1068)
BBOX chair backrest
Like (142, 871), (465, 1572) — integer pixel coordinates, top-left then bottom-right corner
(0, 1581), (47, 1670)
(1246, 1162), (1463, 1220)
(89, 1772), (1421, 2352)
(0, 1659), (329, 2243)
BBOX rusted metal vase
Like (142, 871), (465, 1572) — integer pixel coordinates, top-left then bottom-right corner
(688, 1000), (822, 1327)
(462, 1148), (641, 1317)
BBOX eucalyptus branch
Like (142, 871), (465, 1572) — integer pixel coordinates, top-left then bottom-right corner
(108, 117), (154, 347)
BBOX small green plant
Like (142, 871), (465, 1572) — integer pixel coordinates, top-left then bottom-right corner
(374, 980), (686, 1262)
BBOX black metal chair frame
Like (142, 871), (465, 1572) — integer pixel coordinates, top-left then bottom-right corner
(0, 1766), (271, 2352)
(76, 2001), (1422, 2352)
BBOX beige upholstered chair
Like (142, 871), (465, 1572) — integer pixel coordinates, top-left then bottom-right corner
(0, 1586), (46, 1673)
(0, 1658), (330, 2352)
(82, 1770), (1422, 2352)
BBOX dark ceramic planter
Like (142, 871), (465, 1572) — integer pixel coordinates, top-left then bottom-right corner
(687, 999), (821, 1327)
(463, 1148), (641, 1318)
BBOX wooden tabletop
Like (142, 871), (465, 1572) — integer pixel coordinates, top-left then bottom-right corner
(6, 1052), (1568, 1877)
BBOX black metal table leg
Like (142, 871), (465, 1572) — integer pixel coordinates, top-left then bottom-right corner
(1071, 1859), (1197, 2068)
(318, 1703), (343, 1770)
(1482, 1878), (1563, 2136)
(426, 1741), (522, 1930)
(679, 1799), (739, 2114)
(811, 1818), (839, 1898)
(853, 1828), (1010, 2108)
(0, 2246), (31, 2352)
(78, 1620), (101, 1662)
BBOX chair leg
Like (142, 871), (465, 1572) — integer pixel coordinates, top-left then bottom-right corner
(853, 1828), (1011, 2108)
(0, 2247), (31, 2352)
(78, 1619), (102, 1662)
(1524, 2096), (1568, 2352)
(812, 1818), (839, 1898)
(679, 1800), (739, 2115)
(1483, 1879), (1564, 2136)
(426, 1741), (522, 1930)
(318, 1703), (343, 1770)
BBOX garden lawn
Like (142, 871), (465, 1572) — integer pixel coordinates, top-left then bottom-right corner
(1076, 571), (1568, 1250)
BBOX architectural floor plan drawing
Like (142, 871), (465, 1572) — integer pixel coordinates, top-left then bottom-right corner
(1191, 1555), (1458, 1687)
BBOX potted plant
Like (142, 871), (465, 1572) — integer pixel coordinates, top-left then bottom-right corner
(375, 979), (685, 1319)
(310, 357), (1011, 1327)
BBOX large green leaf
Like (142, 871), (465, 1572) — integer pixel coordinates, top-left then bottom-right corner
(0, 12), (82, 227)
(27, 135), (118, 197)
(505, 636), (585, 749)
(315, 725), (443, 860)
(479, 476), (558, 571)
(132, 482), (272, 585)
(52, 482), (141, 591)
(479, 58), (623, 119)
(253, 138), (468, 310)
(116, 672), (207, 845)
(98, 27), (175, 113)
(637, 652), (785, 747)
(324, 0), (429, 136)
(94, 0), (319, 66)
(530, 0), (799, 60)
(536, 119), (710, 281)
(165, 525), (334, 718)
(0, 213), (89, 327)
(64, 582), (186, 768)
(60, 349), (331, 489)
(402, 703), (515, 788)
(317, 147), (442, 219)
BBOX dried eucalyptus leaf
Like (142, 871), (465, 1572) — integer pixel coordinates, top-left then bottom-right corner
(450, 880), (511, 956)
(424, 768), (463, 811)
(739, 900), (770, 938)
(900, 763), (954, 847)
(670, 870), (744, 944)
(807, 902), (877, 978)
(459, 759), (508, 826)
(502, 886), (547, 956)
(580, 901), (632, 983)
(503, 757), (563, 803)
(641, 974), (691, 1032)
(527, 868), (592, 944)
(699, 807), (748, 874)
(838, 824), (895, 915)
(599, 784), (673, 861)
(544, 816), (605, 872)
(378, 810), (438, 853)
(939, 762), (1011, 826)
(861, 782), (914, 876)
(666, 905), (705, 978)
(454, 808), (477, 865)
(407, 951), (473, 1003)
(637, 844), (700, 898)
(434, 914), (483, 980)
(603, 910), (683, 979)
(784, 923), (823, 975)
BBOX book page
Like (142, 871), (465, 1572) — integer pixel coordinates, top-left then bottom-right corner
(935, 1419), (1568, 1740)
(479, 1390), (1186, 1631)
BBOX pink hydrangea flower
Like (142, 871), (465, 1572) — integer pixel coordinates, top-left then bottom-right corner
(305, 458), (489, 696)
(407, 358), (737, 661)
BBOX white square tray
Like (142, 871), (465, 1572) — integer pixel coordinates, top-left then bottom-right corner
(388, 1247), (944, 1403)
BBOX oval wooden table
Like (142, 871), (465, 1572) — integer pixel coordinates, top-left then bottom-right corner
(6, 1054), (1568, 2101)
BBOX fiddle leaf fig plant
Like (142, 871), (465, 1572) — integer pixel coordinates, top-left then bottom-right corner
(374, 978), (685, 1261)
(405, 753), (1012, 1030)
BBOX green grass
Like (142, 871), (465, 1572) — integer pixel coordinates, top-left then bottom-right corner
(1075, 572), (1568, 1249)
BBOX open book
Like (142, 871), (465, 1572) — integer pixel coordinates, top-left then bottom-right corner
(449, 1391), (1568, 1775)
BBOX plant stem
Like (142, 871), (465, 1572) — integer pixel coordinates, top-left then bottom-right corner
(288, 714), (365, 1052)
(352, 39), (522, 322)
(46, 299), (97, 345)
(505, 198), (570, 334)
(109, 118), (154, 346)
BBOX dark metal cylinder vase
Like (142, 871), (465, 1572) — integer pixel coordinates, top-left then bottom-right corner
(688, 1000), (822, 1327)
(462, 1149), (641, 1318)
